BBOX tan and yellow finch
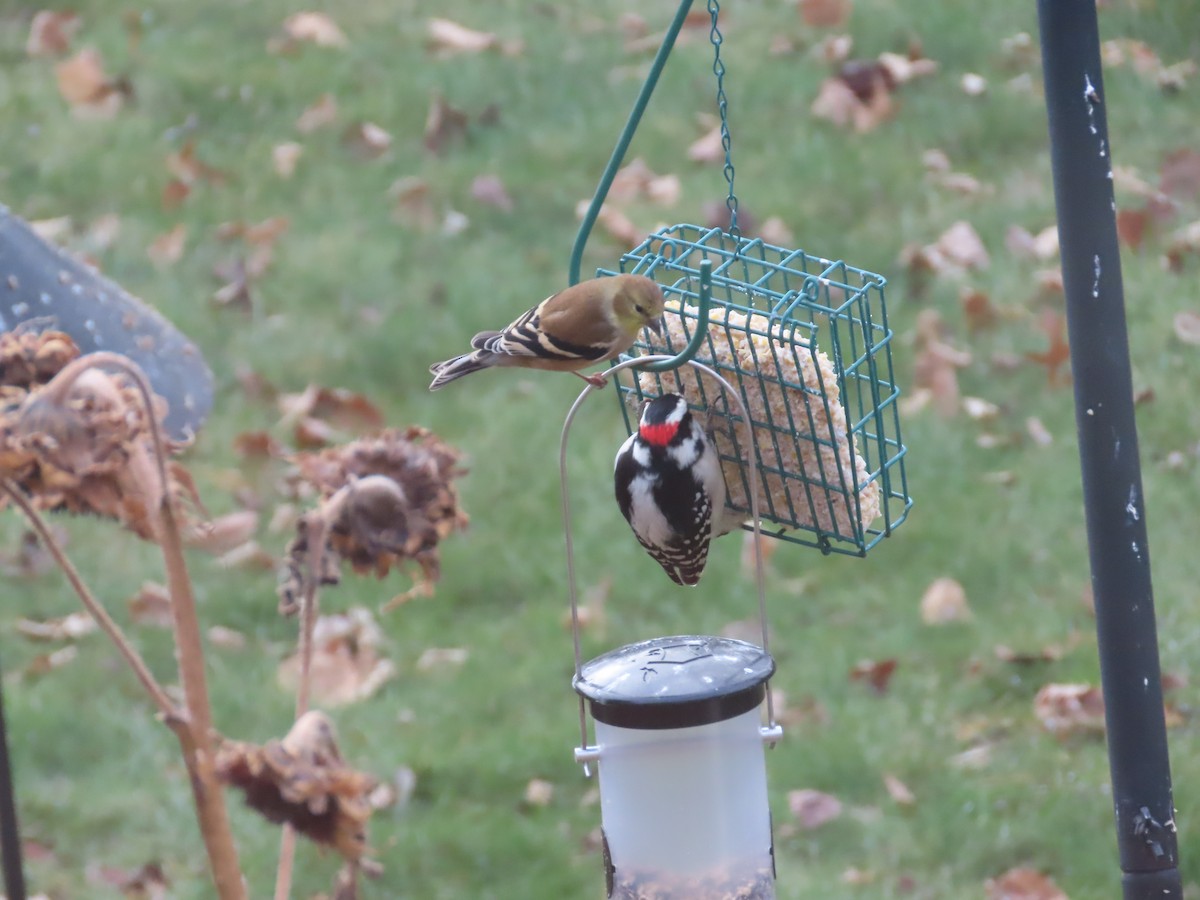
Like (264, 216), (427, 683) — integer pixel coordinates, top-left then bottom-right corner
(428, 274), (665, 390)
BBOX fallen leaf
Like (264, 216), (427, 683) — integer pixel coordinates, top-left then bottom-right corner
(272, 142), (303, 178)
(788, 789), (843, 829)
(574, 199), (642, 247)
(985, 866), (1068, 900)
(16, 611), (96, 642)
(147, 224), (187, 267)
(1173, 311), (1200, 345)
(296, 93), (338, 133)
(1116, 207), (1148, 250)
(962, 397), (1000, 421)
(233, 431), (284, 459)
(1033, 682), (1105, 736)
(55, 48), (124, 116)
(798, 0), (852, 28)
(849, 658), (898, 694)
(912, 310), (972, 417)
(86, 860), (170, 898)
(961, 72), (988, 96)
(523, 777), (554, 808)
(427, 17), (497, 55)
(1025, 310), (1071, 386)
(161, 179), (190, 210)
(212, 257), (251, 310)
(415, 646), (469, 672)
(0, 528), (64, 579)
(995, 643), (1063, 664)
(166, 140), (227, 186)
(128, 582), (173, 627)
(759, 216), (795, 246)
(390, 176), (439, 231)
(215, 540), (276, 570)
(841, 868), (875, 886)
(1025, 417), (1054, 446)
(25, 646), (78, 677)
(1160, 149), (1200, 205)
(278, 384), (384, 435)
(687, 125), (725, 163)
(961, 287), (998, 332)
(470, 174), (514, 212)
(282, 12), (348, 48)
(1166, 220), (1200, 271)
(423, 93), (469, 155)
(563, 576), (610, 632)
(934, 220), (990, 272)
(27, 10), (81, 57)
(883, 773), (916, 806)
(876, 51), (937, 85)
(207, 625), (247, 650)
(811, 70), (892, 133)
(342, 121), (392, 159)
(185, 510), (259, 555)
(277, 607), (396, 706)
(920, 577), (971, 624)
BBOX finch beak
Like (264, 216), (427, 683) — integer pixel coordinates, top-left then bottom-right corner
(648, 316), (664, 337)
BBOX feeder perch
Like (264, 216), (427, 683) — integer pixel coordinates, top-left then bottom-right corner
(575, 636), (779, 900)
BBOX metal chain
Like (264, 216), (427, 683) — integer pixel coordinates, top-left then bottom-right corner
(707, 0), (740, 243)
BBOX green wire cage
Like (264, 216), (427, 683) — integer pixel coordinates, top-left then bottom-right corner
(570, 0), (911, 556)
(602, 226), (909, 555)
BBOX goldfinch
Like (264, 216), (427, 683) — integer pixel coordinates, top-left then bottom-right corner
(428, 274), (664, 391)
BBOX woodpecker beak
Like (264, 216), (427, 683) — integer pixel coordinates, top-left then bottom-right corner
(648, 316), (664, 337)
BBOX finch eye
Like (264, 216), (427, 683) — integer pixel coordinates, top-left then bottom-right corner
(634, 304), (646, 315)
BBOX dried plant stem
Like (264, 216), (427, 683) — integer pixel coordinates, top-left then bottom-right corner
(46, 354), (247, 899)
(0, 480), (177, 720)
(274, 488), (347, 900)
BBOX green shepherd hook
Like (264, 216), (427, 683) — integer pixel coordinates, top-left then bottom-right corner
(640, 260), (712, 373)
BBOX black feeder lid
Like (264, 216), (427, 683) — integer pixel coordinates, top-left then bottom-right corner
(0, 205), (214, 442)
(574, 635), (775, 730)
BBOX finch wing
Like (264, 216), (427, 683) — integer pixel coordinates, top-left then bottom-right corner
(473, 296), (612, 363)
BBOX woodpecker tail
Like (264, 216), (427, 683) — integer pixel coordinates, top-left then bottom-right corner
(428, 352), (493, 391)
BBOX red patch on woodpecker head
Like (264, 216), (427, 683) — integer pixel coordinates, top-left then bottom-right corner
(639, 421), (678, 447)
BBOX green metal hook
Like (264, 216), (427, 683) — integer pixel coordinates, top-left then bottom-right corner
(568, 0), (696, 287)
(639, 259), (712, 372)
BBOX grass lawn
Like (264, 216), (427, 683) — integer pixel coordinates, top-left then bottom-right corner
(1, 0), (1199, 897)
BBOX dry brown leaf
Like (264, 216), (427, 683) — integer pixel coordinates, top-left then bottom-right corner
(787, 789), (843, 829)
(920, 577), (971, 624)
(523, 778), (554, 808)
(342, 122), (392, 159)
(25, 645), (78, 677)
(877, 51), (937, 85)
(470, 174), (514, 212)
(961, 287), (998, 332)
(27, 10), (81, 57)
(297, 93), (338, 133)
(427, 17), (497, 55)
(995, 643), (1063, 665)
(390, 176), (439, 231)
(86, 860), (170, 898)
(963, 397), (1000, 421)
(55, 48), (123, 116)
(1173, 311), (1200, 345)
(882, 773), (916, 806)
(423, 93), (469, 156)
(17, 611), (96, 642)
(233, 430), (284, 459)
(207, 625), (247, 650)
(273, 142), (303, 179)
(277, 607), (396, 706)
(1115, 207), (1148, 250)
(128, 581), (173, 628)
(166, 140), (227, 187)
(146, 224), (187, 268)
(934, 221), (990, 272)
(573, 199), (642, 247)
(562, 576), (610, 633)
(185, 510), (259, 555)
(1025, 310), (1071, 386)
(849, 658), (898, 694)
(161, 179), (190, 211)
(1167, 220), (1200, 271)
(278, 384), (384, 435)
(1033, 682), (1105, 736)
(415, 646), (468, 672)
(811, 74), (892, 133)
(282, 12), (348, 48)
(759, 216), (795, 246)
(215, 540), (276, 571)
(687, 125), (725, 163)
(1025, 416), (1054, 447)
(798, 0), (852, 28)
(985, 866), (1068, 900)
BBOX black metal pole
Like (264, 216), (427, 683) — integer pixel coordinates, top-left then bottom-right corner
(1036, 3), (1181, 898)
(0, 653), (26, 900)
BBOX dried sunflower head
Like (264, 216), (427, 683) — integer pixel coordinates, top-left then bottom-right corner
(216, 711), (376, 861)
(0, 347), (197, 539)
(278, 427), (468, 613)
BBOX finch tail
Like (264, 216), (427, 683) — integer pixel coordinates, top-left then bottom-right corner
(428, 352), (494, 391)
